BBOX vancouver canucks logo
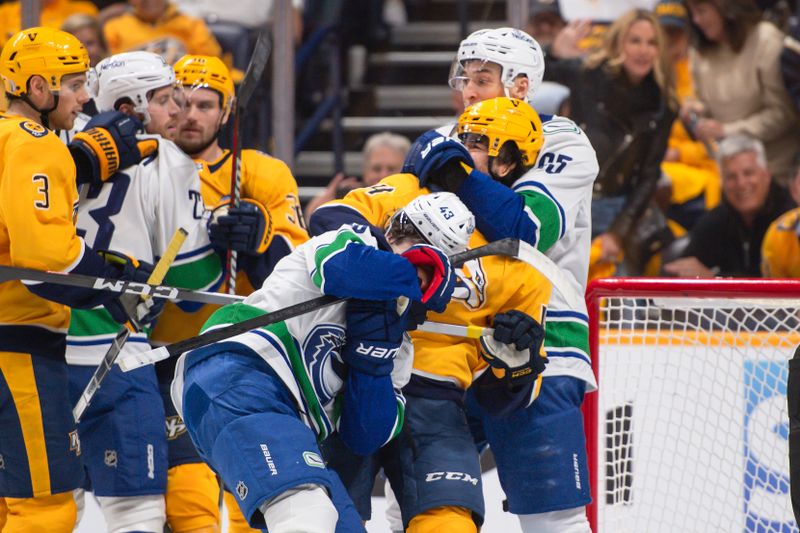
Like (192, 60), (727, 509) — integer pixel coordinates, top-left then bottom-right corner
(302, 324), (346, 405)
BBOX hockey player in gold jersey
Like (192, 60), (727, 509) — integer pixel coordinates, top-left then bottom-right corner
(762, 205), (800, 278)
(146, 54), (309, 533)
(310, 175), (552, 533)
(0, 27), (156, 533)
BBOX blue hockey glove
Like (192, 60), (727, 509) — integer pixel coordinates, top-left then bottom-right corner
(70, 111), (159, 186)
(208, 198), (274, 255)
(97, 251), (164, 326)
(480, 310), (547, 388)
(402, 130), (474, 189)
(342, 298), (409, 376)
(401, 244), (456, 313)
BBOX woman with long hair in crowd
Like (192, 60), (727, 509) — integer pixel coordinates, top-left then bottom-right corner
(546, 9), (678, 273)
(685, 0), (799, 184)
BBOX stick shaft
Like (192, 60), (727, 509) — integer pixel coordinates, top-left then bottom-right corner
(118, 238), (521, 371)
(73, 228), (188, 422)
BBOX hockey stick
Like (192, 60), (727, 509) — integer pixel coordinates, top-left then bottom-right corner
(226, 31), (272, 294)
(0, 265), (244, 306)
(73, 228), (188, 422)
(118, 238), (521, 371)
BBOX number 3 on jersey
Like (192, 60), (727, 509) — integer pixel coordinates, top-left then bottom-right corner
(32, 174), (49, 209)
(79, 173), (131, 250)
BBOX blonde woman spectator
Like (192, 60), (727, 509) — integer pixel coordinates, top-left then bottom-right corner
(103, 0), (222, 64)
(549, 9), (677, 272)
(685, 0), (800, 183)
(61, 14), (108, 66)
(0, 0), (97, 45)
(303, 132), (410, 219)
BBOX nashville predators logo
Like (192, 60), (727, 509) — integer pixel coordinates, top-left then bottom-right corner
(165, 415), (187, 440)
(19, 121), (47, 138)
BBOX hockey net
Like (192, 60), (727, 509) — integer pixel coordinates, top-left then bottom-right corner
(584, 278), (800, 533)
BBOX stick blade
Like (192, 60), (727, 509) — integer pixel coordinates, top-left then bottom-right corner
(237, 31), (271, 111)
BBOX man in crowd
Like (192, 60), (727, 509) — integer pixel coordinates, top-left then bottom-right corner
(664, 134), (794, 278)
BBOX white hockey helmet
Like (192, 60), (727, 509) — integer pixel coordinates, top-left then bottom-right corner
(449, 27), (545, 101)
(387, 192), (475, 254)
(93, 51), (176, 125)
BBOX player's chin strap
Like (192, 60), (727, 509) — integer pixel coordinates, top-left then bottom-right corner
(20, 91), (58, 129)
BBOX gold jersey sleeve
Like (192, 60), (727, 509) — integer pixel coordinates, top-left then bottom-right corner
(0, 115), (85, 331)
(150, 149), (309, 345)
(761, 207), (800, 278)
(333, 174), (552, 389)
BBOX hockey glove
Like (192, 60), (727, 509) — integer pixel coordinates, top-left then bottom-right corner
(402, 130), (474, 189)
(98, 251), (165, 327)
(401, 244), (456, 313)
(480, 310), (547, 388)
(208, 198), (274, 255)
(69, 111), (159, 186)
(342, 298), (409, 376)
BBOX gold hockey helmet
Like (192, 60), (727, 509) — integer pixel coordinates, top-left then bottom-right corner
(0, 27), (89, 96)
(457, 97), (544, 166)
(173, 54), (235, 114)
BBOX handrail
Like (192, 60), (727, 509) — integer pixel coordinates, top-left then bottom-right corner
(293, 25), (344, 174)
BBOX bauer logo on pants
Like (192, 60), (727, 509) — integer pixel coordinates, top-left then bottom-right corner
(743, 360), (793, 529)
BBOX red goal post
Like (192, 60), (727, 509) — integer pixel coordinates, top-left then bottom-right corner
(584, 278), (800, 533)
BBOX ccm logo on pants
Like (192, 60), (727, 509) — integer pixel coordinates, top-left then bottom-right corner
(424, 472), (479, 486)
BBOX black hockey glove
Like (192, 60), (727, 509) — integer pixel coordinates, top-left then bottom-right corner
(208, 198), (274, 255)
(70, 111), (158, 186)
(480, 310), (547, 388)
(98, 251), (164, 327)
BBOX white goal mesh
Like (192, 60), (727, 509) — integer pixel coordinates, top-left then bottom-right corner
(586, 279), (800, 533)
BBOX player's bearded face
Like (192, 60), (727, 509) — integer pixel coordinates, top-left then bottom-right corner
(50, 73), (90, 131)
(176, 88), (224, 154)
(146, 85), (181, 140)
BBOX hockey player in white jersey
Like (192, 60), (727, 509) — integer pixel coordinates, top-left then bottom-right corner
(401, 27), (599, 533)
(65, 51), (222, 533)
(170, 192), (467, 533)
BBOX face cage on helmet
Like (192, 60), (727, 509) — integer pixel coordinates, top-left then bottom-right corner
(385, 210), (428, 247)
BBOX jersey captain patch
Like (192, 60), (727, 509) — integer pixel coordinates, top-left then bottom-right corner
(19, 120), (47, 138)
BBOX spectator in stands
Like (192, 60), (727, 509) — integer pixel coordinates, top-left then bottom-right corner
(761, 160), (800, 277)
(684, 0), (800, 184)
(61, 13), (107, 66)
(663, 134), (793, 278)
(0, 0), (96, 45)
(175, 0), (304, 45)
(303, 132), (410, 218)
(526, 0), (565, 48)
(547, 9), (677, 272)
(103, 0), (221, 64)
(656, 0), (721, 231)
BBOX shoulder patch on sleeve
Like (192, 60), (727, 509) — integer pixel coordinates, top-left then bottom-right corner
(19, 120), (48, 138)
